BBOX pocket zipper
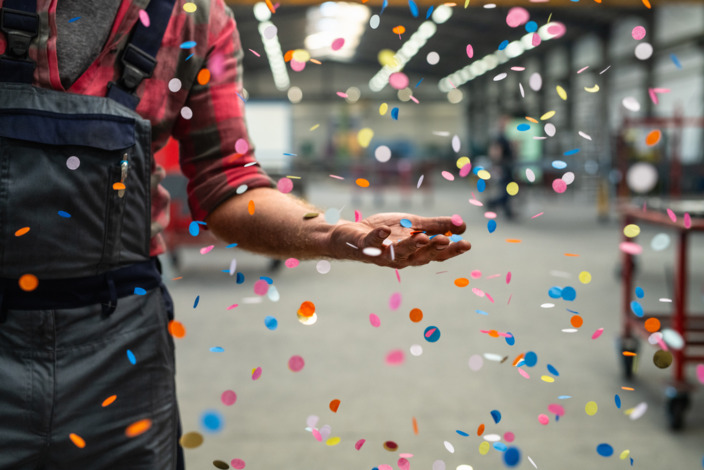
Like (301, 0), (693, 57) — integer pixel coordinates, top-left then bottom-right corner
(118, 153), (129, 198)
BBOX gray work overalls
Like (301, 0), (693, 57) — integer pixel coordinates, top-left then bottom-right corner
(0, 0), (183, 468)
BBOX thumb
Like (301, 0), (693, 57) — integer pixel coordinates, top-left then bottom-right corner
(363, 226), (391, 248)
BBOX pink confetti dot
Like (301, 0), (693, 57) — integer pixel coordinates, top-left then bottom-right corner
(466, 44), (474, 58)
(199, 245), (214, 254)
(277, 177), (294, 193)
(389, 292), (402, 310)
(506, 271), (512, 284)
(389, 72), (409, 90)
(469, 199), (483, 207)
(288, 355), (305, 372)
(235, 138), (249, 154)
(285, 258), (299, 268)
(251, 366), (262, 380)
(472, 287), (485, 298)
(231, 459), (246, 470)
(221, 390), (237, 406)
(532, 33), (541, 47)
(547, 22), (566, 38)
(312, 429), (322, 442)
(331, 37), (345, 51)
(504, 432), (515, 443)
(369, 313), (381, 328)
(632, 26), (646, 40)
(336, 91), (348, 98)
(484, 211), (497, 219)
(397, 458), (410, 470)
(355, 439), (366, 450)
(684, 212), (691, 229)
(518, 368), (530, 379)
(538, 414), (550, 425)
(451, 214), (463, 226)
(459, 162), (472, 177)
(138, 9), (150, 27)
(253, 279), (269, 296)
(441, 171), (455, 181)
(667, 208), (677, 222)
(354, 210), (362, 222)
(552, 179), (567, 193)
(696, 364), (704, 384)
(386, 349), (405, 366)
(290, 60), (306, 72)
(592, 327), (604, 340)
(547, 404), (565, 416)
(506, 7), (530, 27)
(619, 241), (643, 255)
(471, 270), (482, 279)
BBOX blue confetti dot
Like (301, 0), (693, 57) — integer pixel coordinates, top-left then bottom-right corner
(201, 410), (224, 433)
(596, 443), (614, 457)
(476, 310), (489, 316)
(210, 346), (224, 353)
(548, 287), (563, 299)
(226, 243), (238, 248)
(552, 160), (567, 169)
(188, 221), (200, 237)
(264, 316), (278, 331)
(68, 16), (81, 23)
(564, 148), (580, 156)
(260, 276), (274, 285)
(671, 53), (682, 69)
(615, 394), (621, 409)
(449, 234), (463, 242)
(493, 442), (508, 452)
(505, 332), (516, 346)
(400, 218), (413, 228)
(491, 410), (502, 424)
(547, 364), (559, 376)
(504, 447), (521, 467)
(630, 301), (644, 317)
(236, 272), (245, 284)
(561, 286), (577, 301)
(488, 219), (497, 233)
(193, 295), (200, 308)
(558, 395), (572, 399)
(180, 40), (197, 49)
(524, 351), (538, 367)
(408, 0), (419, 17)
(423, 326), (441, 343)
(391, 107), (399, 120)
(525, 21), (538, 33)
(127, 349), (136, 365)
(456, 430), (469, 436)
(134, 287), (146, 295)
(567, 308), (579, 314)
(425, 6), (434, 19)
(517, 123), (531, 132)
(58, 210), (71, 218)
(498, 40), (509, 50)
(635, 286), (644, 299)
(415, 78), (424, 88)
(477, 179), (486, 192)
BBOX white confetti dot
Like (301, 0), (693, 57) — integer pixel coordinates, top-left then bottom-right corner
(444, 441), (455, 453)
(362, 247), (382, 257)
(410, 344), (423, 356)
(316, 260), (331, 274)
(180, 106), (193, 120)
(634, 42), (653, 60)
(168, 78), (182, 92)
(622, 96), (641, 112)
(426, 51), (440, 65)
(375, 145), (391, 163)
(529, 72), (542, 91)
(66, 156), (80, 170)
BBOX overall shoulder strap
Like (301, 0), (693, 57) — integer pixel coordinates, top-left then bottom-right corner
(0, 0), (39, 83)
(107, 0), (178, 109)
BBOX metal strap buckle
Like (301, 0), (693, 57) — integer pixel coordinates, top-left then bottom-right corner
(0, 8), (39, 58)
(119, 43), (157, 90)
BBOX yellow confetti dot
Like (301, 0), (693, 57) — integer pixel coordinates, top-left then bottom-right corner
(619, 450), (631, 460)
(377, 49), (398, 67)
(456, 156), (470, 169)
(292, 49), (310, 63)
(478, 441), (491, 455)
(541, 375), (555, 383)
(112, 182), (126, 191)
(476, 169), (491, 180)
(69, 433), (86, 448)
(379, 103), (388, 115)
(585, 401), (598, 416)
(125, 419), (152, 438)
(19, 274), (38, 292)
(623, 224), (641, 238)
(584, 84), (600, 93)
(357, 128), (374, 148)
(247, 200), (255, 215)
(183, 2), (197, 12)
(506, 182), (519, 196)
(326, 436), (341, 446)
(179, 431), (204, 449)
(102, 395), (117, 407)
(197, 68), (211, 85)
(579, 271), (592, 284)
(556, 85), (568, 100)
(355, 178), (370, 188)
(310, 124), (320, 131)
(14, 226), (30, 237)
(540, 110), (556, 120)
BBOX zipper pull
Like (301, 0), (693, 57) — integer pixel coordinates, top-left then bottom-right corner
(118, 153), (129, 198)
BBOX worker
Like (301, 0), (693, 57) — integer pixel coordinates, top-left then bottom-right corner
(0, 0), (471, 468)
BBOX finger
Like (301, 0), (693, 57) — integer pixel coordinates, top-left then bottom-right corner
(406, 238), (470, 266)
(406, 216), (467, 235)
(391, 232), (430, 260)
(362, 226), (391, 249)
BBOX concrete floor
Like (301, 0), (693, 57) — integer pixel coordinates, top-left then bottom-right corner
(162, 179), (704, 470)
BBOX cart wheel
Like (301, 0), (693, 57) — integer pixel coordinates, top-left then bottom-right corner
(617, 336), (639, 379)
(665, 389), (690, 431)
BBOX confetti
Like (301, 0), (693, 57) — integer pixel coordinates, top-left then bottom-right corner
(125, 419), (152, 438)
(102, 395), (117, 407)
(69, 433), (86, 448)
(329, 399), (341, 412)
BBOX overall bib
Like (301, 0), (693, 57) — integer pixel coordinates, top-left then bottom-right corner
(0, 0), (184, 468)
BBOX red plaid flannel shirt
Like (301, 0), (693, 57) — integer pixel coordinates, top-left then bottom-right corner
(0, 0), (273, 256)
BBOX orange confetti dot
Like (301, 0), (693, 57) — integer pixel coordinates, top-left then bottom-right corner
(168, 320), (187, 338)
(264, 0), (276, 13)
(69, 433), (86, 448)
(284, 50), (294, 62)
(102, 395), (117, 407)
(19, 274), (38, 292)
(642, 0), (651, 8)
(454, 277), (469, 288)
(125, 419), (152, 438)
(505, 239), (522, 243)
(409, 308), (423, 323)
(477, 423), (485, 436)
(621, 386), (635, 391)
(310, 58), (322, 65)
(644, 317), (661, 333)
(412, 416), (419, 435)
(247, 200), (255, 215)
(298, 301), (315, 317)
(392, 25), (406, 35)
(525, 117), (539, 124)
(329, 399), (341, 413)
(512, 353), (525, 367)
(488, 330), (500, 338)
(646, 129), (661, 146)
(570, 315), (583, 328)
(197, 68), (211, 85)
(622, 351), (637, 357)
(113, 182), (126, 191)
(356, 178), (370, 188)
(14, 226), (30, 237)
(564, 253), (579, 257)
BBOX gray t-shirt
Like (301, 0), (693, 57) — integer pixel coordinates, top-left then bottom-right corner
(56, 0), (121, 88)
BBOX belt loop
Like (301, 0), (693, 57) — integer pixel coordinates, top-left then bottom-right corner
(102, 272), (118, 316)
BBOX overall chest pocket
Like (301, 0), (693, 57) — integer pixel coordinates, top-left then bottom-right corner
(0, 108), (151, 279)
